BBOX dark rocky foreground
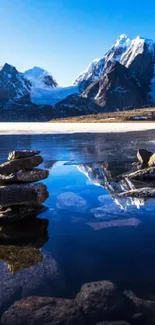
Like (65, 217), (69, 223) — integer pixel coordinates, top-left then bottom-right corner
(1, 280), (155, 325)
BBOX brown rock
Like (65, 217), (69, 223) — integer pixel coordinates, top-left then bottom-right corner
(118, 187), (155, 198)
(1, 296), (85, 325)
(76, 281), (129, 323)
(0, 169), (49, 184)
(0, 205), (46, 224)
(148, 153), (155, 167)
(0, 155), (43, 175)
(8, 150), (40, 161)
(0, 183), (49, 208)
(137, 149), (153, 166)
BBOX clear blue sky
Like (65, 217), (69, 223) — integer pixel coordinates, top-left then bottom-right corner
(0, 0), (155, 86)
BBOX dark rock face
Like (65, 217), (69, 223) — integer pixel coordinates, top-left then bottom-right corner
(76, 281), (129, 324)
(119, 166), (155, 181)
(1, 296), (85, 325)
(54, 94), (99, 118)
(83, 62), (148, 111)
(8, 150), (40, 160)
(0, 156), (43, 175)
(43, 75), (58, 88)
(0, 183), (49, 208)
(0, 169), (49, 184)
(0, 63), (31, 102)
(124, 290), (155, 320)
(137, 149), (153, 167)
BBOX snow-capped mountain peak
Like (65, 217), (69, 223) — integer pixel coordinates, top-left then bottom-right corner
(24, 66), (58, 89)
(73, 34), (155, 90)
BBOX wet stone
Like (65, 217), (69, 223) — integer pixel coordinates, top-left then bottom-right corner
(118, 187), (155, 198)
(0, 205), (46, 224)
(1, 296), (85, 325)
(0, 155), (43, 175)
(76, 281), (130, 324)
(0, 169), (49, 184)
(0, 183), (49, 208)
(8, 150), (40, 161)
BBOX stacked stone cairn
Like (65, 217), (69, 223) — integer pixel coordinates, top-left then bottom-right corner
(0, 150), (49, 225)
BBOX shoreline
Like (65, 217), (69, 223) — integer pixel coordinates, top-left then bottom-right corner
(0, 122), (154, 135)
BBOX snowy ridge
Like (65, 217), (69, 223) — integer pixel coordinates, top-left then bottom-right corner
(24, 66), (58, 89)
(73, 34), (155, 88)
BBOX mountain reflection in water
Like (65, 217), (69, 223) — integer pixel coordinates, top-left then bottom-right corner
(0, 131), (155, 307)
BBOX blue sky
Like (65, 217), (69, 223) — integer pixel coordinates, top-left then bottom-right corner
(0, 0), (155, 86)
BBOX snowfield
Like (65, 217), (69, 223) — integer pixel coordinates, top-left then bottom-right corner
(31, 86), (79, 105)
(0, 123), (154, 134)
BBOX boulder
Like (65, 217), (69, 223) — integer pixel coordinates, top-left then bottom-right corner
(0, 156), (43, 175)
(117, 187), (155, 198)
(124, 290), (155, 320)
(118, 166), (155, 181)
(0, 205), (46, 224)
(0, 169), (49, 184)
(0, 183), (49, 208)
(76, 281), (130, 324)
(148, 153), (155, 167)
(137, 149), (153, 166)
(8, 150), (40, 160)
(1, 296), (85, 325)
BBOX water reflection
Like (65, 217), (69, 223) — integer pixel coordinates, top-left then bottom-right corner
(0, 131), (155, 307)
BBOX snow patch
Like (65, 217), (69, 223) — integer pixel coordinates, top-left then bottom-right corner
(31, 86), (79, 105)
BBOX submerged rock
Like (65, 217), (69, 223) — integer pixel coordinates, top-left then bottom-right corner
(0, 169), (49, 184)
(124, 290), (155, 321)
(8, 150), (40, 161)
(118, 187), (155, 198)
(0, 245), (43, 274)
(137, 149), (153, 167)
(0, 155), (43, 175)
(1, 296), (85, 325)
(0, 183), (49, 208)
(0, 205), (46, 224)
(76, 281), (129, 323)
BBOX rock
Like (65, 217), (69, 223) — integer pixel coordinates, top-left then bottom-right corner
(0, 283), (22, 318)
(117, 187), (155, 198)
(118, 166), (155, 181)
(137, 149), (153, 166)
(76, 281), (130, 324)
(148, 153), (155, 167)
(1, 296), (85, 325)
(0, 245), (43, 274)
(124, 290), (155, 320)
(96, 322), (131, 325)
(8, 150), (40, 160)
(0, 155), (43, 175)
(0, 217), (49, 244)
(0, 169), (49, 184)
(0, 183), (49, 208)
(0, 205), (46, 224)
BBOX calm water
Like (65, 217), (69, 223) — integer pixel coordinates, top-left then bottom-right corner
(1, 131), (155, 309)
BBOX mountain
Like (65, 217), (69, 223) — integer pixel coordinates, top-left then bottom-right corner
(73, 34), (155, 96)
(0, 63), (31, 102)
(24, 67), (58, 89)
